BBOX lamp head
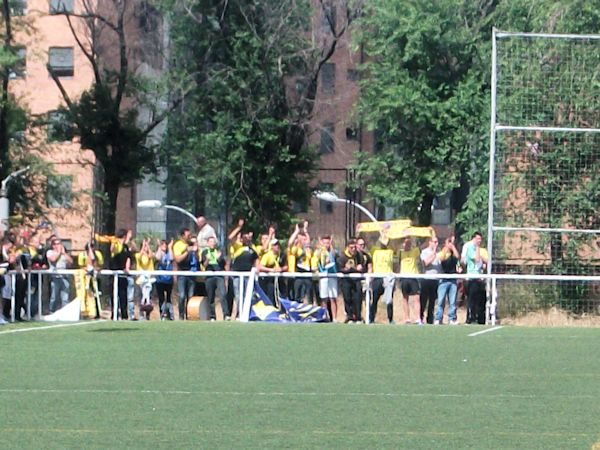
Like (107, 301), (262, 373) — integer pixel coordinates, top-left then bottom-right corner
(313, 191), (339, 202)
(137, 200), (163, 208)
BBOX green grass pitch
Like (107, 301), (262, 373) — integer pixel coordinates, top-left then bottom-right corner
(1, 321), (600, 449)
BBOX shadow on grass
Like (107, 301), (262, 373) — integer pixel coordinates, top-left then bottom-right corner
(88, 327), (140, 333)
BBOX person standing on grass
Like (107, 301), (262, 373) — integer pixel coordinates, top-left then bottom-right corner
(434, 236), (462, 325)
(398, 235), (422, 324)
(288, 224), (315, 304)
(173, 228), (198, 320)
(355, 236), (373, 320)
(0, 236), (16, 322)
(201, 236), (229, 321)
(258, 238), (288, 306)
(47, 237), (73, 313)
(109, 229), (132, 320)
(337, 238), (364, 323)
(369, 236), (395, 324)
(419, 236), (442, 324)
(462, 231), (488, 325)
(155, 239), (174, 320)
(135, 239), (156, 320)
(228, 219), (259, 320)
(315, 235), (339, 322)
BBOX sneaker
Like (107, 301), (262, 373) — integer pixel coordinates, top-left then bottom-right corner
(224, 316), (231, 321)
(389, 320), (395, 325)
(434, 320), (440, 325)
(414, 319), (424, 325)
(449, 320), (459, 326)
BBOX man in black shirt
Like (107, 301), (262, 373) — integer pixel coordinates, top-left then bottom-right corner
(228, 220), (258, 319)
(337, 239), (364, 323)
(434, 236), (462, 325)
(109, 229), (132, 320)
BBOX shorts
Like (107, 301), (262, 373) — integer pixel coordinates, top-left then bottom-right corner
(400, 278), (420, 297)
(319, 276), (338, 299)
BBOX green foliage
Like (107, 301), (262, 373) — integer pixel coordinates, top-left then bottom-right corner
(67, 84), (155, 184)
(1, 8), (55, 222)
(353, 0), (494, 228)
(162, 0), (320, 233)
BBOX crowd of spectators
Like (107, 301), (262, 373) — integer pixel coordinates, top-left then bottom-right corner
(0, 216), (489, 325)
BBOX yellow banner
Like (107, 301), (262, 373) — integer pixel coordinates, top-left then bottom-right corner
(74, 269), (99, 319)
(356, 220), (435, 239)
(356, 219), (412, 233)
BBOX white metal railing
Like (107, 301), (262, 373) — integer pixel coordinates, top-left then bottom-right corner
(2, 269), (598, 325)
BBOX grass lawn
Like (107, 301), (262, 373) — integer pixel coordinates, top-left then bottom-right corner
(1, 320), (599, 449)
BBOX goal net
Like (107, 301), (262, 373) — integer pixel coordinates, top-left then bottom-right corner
(488, 30), (600, 318)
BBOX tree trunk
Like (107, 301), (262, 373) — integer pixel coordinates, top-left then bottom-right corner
(0, 0), (13, 178)
(103, 174), (120, 235)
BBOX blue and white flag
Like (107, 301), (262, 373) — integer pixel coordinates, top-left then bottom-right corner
(249, 281), (329, 323)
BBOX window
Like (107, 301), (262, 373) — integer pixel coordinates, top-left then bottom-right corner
(320, 4), (336, 33)
(46, 175), (73, 208)
(49, 0), (73, 14)
(318, 183), (334, 214)
(320, 122), (334, 154)
(48, 47), (74, 77)
(136, 0), (160, 33)
(295, 78), (308, 96)
(347, 68), (359, 82)
(9, 47), (26, 79)
(345, 126), (358, 141)
(291, 201), (308, 214)
(9, 0), (27, 15)
(320, 63), (335, 94)
(432, 191), (453, 225)
(47, 110), (74, 142)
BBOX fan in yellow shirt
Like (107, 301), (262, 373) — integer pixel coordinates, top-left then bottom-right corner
(135, 239), (156, 320)
(398, 237), (422, 324)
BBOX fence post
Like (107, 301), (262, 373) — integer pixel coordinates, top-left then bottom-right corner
(112, 272), (118, 320)
(37, 272), (42, 320)
(490, 277), (498, 326)
(365, 276), (371, 324)
(26, 272), (31, 320)
(240, 270), (255, 323)
(10, 274), (15, 322)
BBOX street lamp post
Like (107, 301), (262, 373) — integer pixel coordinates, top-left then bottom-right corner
(137, 200), (197, 226)
(314, 190), (380, 324)
(313, 190), (378, 223)
(0, 166), (31, 232)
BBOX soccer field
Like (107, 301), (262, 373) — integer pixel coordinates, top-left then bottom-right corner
(1, 321), (599, 449)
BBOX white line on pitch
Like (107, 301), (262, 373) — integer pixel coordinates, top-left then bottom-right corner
(468, 326), (504, 337)
(0, 387), (597, 400)
(0, 320), (105, 335)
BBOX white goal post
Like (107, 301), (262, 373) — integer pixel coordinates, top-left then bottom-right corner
(487, 29), (600, 319)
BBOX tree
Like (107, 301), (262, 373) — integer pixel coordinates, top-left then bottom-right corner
(1, 0), (20, 177)
(162, 0), (363, 233)
(49, 0), (182, 234)
(1, 0), (55, 225)
(351, 0), (496, 229)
